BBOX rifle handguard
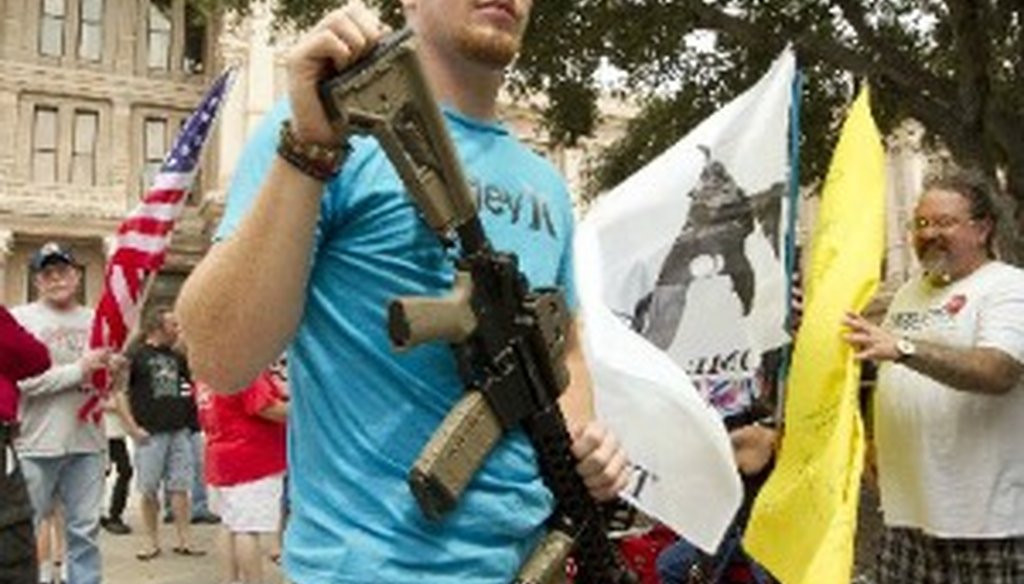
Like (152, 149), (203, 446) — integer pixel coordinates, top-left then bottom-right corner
(409, 391), (502, 520)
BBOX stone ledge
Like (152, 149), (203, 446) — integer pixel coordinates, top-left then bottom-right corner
(0, 60), (209, 109)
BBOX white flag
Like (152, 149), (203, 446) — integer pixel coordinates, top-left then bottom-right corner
(576, 48), (796, 552)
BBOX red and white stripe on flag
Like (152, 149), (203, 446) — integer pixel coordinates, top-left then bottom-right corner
(81, 70), (234, 423)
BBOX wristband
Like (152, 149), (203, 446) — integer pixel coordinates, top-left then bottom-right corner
(277, 120), (349, 182)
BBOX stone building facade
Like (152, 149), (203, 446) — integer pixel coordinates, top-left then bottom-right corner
(0, 0), (220, 306)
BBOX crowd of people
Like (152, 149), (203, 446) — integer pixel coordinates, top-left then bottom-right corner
(0, 243), (290, 584)
(1, 0), (1023, 583)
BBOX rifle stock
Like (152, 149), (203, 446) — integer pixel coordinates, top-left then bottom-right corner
(318, 28), (484, 251)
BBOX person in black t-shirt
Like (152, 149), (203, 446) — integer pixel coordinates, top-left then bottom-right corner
(126, 306), (205, 561)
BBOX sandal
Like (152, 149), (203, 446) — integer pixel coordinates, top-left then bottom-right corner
(172, 546), (207, 557)
(136, 548), (161, 561)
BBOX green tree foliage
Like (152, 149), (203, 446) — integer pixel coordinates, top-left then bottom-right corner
(214, 0), (1024, 260)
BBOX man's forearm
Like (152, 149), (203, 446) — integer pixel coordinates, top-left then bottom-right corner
(113, 390), (144, 435)
(558, 323), (596, 427)
(177, 158), (324, 392)
(903, 340), (1022, 395)
(19, 363), (84, 397)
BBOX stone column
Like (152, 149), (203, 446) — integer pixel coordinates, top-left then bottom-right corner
(0, 229), (14, 304)
(110, 100), (133, 207)
(102, 234), (117, 259)
(0, 89), (17, 180)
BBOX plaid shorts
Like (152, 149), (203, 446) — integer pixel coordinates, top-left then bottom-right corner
(877, 526), (1024, 584)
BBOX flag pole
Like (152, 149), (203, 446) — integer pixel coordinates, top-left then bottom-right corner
(775, 66), (803, 426)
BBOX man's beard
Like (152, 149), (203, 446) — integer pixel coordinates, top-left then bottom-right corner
(452, 24), (521, 68)
(918, 244), (952, 285)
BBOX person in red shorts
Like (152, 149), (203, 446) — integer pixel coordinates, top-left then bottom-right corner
(195, 360), (288, 584)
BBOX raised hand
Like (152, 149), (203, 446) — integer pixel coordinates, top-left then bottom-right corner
(286, 0), (389, 145)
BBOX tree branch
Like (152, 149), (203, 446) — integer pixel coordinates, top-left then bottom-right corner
(833, 0), (958, 101)
(680, 0), (964, 147)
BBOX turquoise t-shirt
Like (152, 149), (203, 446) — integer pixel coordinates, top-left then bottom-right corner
(217, 102), (578, 583)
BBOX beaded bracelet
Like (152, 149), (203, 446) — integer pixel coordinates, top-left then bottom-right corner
(276, 120), (350, 182)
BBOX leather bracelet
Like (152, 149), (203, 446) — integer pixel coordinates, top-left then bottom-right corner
(277, 120), (349, 182)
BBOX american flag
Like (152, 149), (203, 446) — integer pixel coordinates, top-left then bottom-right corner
(79, 70), (234, 423)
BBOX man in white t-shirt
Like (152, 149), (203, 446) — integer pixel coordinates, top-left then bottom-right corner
(845, 169), (1024, 582)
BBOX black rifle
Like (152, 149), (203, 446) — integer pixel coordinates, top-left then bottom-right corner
(318, 29), (636, 584)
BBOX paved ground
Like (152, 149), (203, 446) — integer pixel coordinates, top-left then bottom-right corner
(99, 509), (284, 584)
(91, 485), (883, 584)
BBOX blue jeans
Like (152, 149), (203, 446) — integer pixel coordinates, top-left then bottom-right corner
(136, 429), (193, 496)
(160, 430), (211, 519)
(21, 453), (104, 584)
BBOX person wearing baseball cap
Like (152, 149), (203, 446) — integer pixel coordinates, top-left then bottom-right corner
(29, 242), (79, 273)
(12, 241), (111, 584)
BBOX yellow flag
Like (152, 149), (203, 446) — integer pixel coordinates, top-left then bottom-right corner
(743, 85), (886, 583)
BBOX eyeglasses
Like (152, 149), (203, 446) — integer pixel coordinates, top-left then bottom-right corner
(906, 216), (974, 233)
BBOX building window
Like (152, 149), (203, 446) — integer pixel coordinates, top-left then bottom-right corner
(147, 0), (172, 71)
(32, 106), (59, 183)
(78, 0), (103, 61)
(71, 110), (99, 185)
(143, 117), (168, 192)
(39, 0), (66, 57)
(183, 1), (207, 74)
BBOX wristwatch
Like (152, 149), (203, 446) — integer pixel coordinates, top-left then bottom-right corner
(894, 337), (917, 363)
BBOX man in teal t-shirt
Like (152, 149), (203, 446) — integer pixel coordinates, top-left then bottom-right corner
(177, 1), (629, 582)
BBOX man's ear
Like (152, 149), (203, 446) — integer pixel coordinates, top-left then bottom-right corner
(978, 217), (995, 249)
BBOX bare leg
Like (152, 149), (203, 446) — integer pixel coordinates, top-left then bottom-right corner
(51, 508), (65, 583)
(219, 528), (239, 584)
(169, 490), (192, 549)
(37, 516), (52, 582)
(140, 493), (161, 553)
(234, 532), (264, 584)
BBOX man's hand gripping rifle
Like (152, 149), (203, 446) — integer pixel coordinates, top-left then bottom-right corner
(318, 29), (636, 584)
